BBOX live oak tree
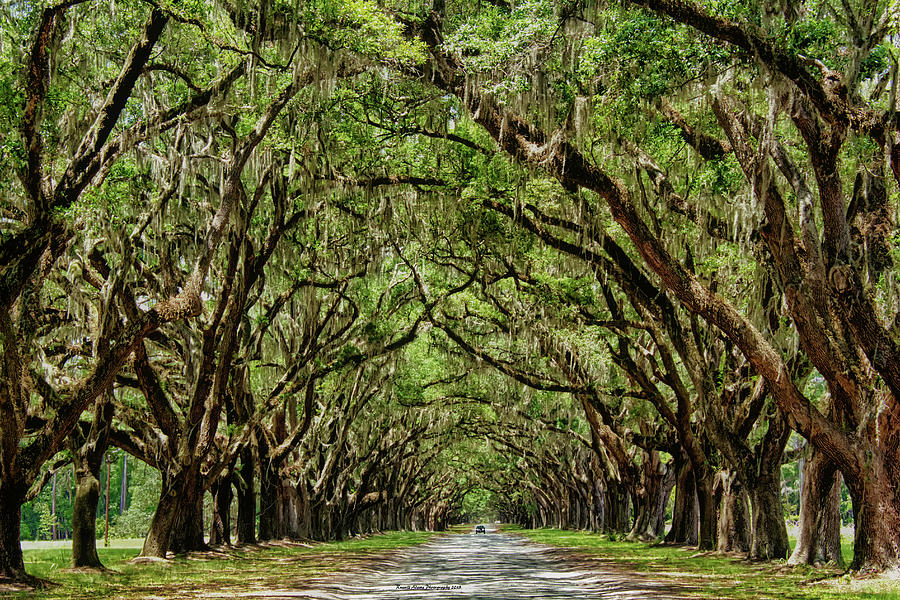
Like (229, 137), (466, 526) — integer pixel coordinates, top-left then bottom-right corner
(0, 1), (249, 581)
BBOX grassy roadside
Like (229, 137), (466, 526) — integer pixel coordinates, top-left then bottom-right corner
(7, 531), (439, 600)
(510, 527), (900, 600)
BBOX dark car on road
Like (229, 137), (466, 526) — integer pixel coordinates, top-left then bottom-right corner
(475, 525), (486, 534)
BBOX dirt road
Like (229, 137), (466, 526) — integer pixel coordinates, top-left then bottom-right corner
(217, 526), (692, 599)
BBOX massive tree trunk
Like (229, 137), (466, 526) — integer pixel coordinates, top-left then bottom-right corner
(748, 477), (790, 560)
(141, 466), (205, 557)
(169, 493), (207, 554)
(141, 486), (179, 558)
(696, 476), (717, 551)
(70, 398), (113, 568)
(257, 476), (303, 541)
(746, 409), (791, 560)
(578, 485), (594, 530)
(590, 478), (604, 532)
(317, 503), (335, 540)
(332, 508), (348, 540)
(257, 437), (303, 540)
(715, 470), (750, 553)
(533, 491), (549, 528)
(278, 480), (303, 538)
(209, 473), (234, 546)
(307, 500), (325, 540)
(595, 479), (606, 531)
(71, 464), (103, 568)
(235, 445), (257, 544)
(296, 481), (311, 538)
(846, 458), (900, 572)
(789, 450), (843, 566)
(667, 459), (699, 545)
(628, 453), (672, 540)
(605, 481), (631, 534)
(257, 462), (280, 541)
(0, 483), (27, 582)
(654, 465), (677, 538)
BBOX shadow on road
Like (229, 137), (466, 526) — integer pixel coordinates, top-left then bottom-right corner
(209, 526), (697, 599)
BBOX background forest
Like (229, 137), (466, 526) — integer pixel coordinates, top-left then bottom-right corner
(1, 0), (899, 585)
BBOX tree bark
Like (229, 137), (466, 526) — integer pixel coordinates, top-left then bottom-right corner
(257, 462), (280, 541)
(141, 467), (205, 557)
(605, 481), (631, 534)
(209, 472), (234, 546)
(71, 470), (102, 568)
(748, 477), (790, 560)
(141, 487), (179, 558)
(715, 470), (750, 553)
(258, 435), (301, 541)
(788, 450), (843, 566)
(296, 481), (311, 538)
(70, 397), (113, 568)
(235, 446), (257, 544)
(628, 453), (671, 540)
(594, 479), (605, 531)
(654, 464), (677, 537)
(0, 483), (27, 581)
(169, 493), (207, 554)
(846, 459), (900, 572)
(279, 480), (303, 538)
(667, 459), (699, 544)
(696, 477), (717, 551)
(746, 409), (791, 560)
(259, 406), (304, 540)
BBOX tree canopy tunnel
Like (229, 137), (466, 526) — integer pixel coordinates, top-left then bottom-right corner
(4, 0), (900, 584)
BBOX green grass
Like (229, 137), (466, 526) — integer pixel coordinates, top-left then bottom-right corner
(842, 538), (854, 566)
(9, 531), (438, 600)
(514, 529), (900, 600)
(12, 528), (894, 600)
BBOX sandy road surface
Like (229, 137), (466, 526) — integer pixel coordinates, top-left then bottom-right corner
(211, 526), (692, 599)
